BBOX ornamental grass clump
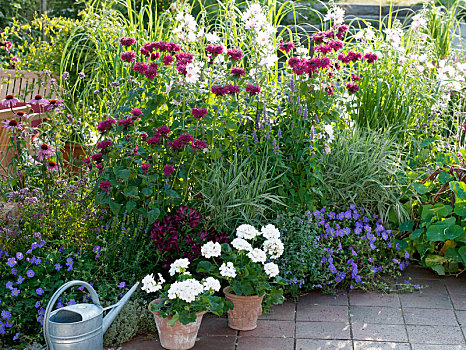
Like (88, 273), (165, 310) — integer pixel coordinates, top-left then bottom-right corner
(313, 205), (410, 292)
(142, 259), (232, 326)
(196, 224), (284, 304)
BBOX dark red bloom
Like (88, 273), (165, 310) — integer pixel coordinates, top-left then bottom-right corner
(150, 51), (160, 60)
(141, 162), (150, 174)
(329, 40), (343, 51)
(168, 139), (184, 150)
(131, 108), (143, 116)
(226, 48), (243, 61)
(245, 84), (261, 96)
(352, 74), (361, 81)
(279, 41), (294, 53)
(179, 133), (194, 144)
(191, 108), (207, 119)
(314, 44), (332, 54)
(96, 140), (112, 152)
(155, 125), (171, 137)
(192, 139), (207, 150)
(99, 179), (111, 192)
(175, 52), (194, 65)
(118, 117), (134, 129)
(211, 85), (228, 96)
(121, 51), (137, 62)
(364, 52), (378, 63)
(206, 44), (223, 55)
(326, 85), (335, 96)
(346, 82), (360, 93)
(133, 62), (148, 73)
(97, 118), (116, 134)
(144, 62), (158, 79)
(162, 55), (174, 66)
(120, 37), (136, 46)
(230, 67), (246, 77)
(147, 136), (160, 145)
(163, 164), (175, 177)
(226, 84), (240, 95)
(91, 153), (103, 163)
(288, 56), (301, 68)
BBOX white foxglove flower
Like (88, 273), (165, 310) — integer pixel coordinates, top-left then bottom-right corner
(201, 241), (222, 258)
(232, 238), (253, 251)
(220, 262), (237, 278)
(264, 262), (279, 277)
(169, 258), (190, 276)
(247, 248), (267, 263)
(261, 224), (281, 240)
(203, 277), (221, 292)
(236, 224), (260, 240)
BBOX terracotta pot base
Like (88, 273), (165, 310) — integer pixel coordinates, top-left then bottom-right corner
(223, 287), (264, 331)
(149, 299), (205, 350)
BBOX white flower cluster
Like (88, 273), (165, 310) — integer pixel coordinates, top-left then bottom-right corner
(436, 60), (466, 91)
(185, 60), (203, 84)
(220, 262), (237, 278)
(242, 3), (277, 68)
(236, 224), (260, 239)
(201, 241), (222, 258)
(324, 6), (345, 25)
(247, 248), (267, 263)
(141, 273), (165, 293)
(168, 279), (204, 303)
(411, 14), (427, 32)
(354, 27), (375, 42)
(263, 238), (284, 259)
(202, 277), (221, 292)
(169, 258), (190, 276)
(173, 12), (204, 43)
(231, 238), (253, 251)
(384, 27), (404, 48)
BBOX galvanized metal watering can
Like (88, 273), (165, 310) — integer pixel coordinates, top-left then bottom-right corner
(43, 280), (139, 350)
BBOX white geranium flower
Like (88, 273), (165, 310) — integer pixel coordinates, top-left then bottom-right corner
(141, 273), (164, 293)
(201, 241), (222, 258)
(169, 258), (190, 276)
(236, 224), (260, 240)
(205, 32), (220, 43)
(264, 262), (279, 277)
(168, 279), (204, 303)
(203, 277), (221, 292)
(220, 262), (237, 278)
(261, 224), (281, 240)
(232, 238), (253, 251)
(247, 248), (267, 263)
(263, 238), (284, 259)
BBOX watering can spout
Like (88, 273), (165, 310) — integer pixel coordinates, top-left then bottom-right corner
(102, 282), (139, 334)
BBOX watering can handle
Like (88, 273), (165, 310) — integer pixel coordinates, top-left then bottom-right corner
(43, 280), (101, 350)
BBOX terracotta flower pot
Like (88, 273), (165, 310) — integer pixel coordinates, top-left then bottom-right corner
(223, 287), (264, 331)
(149, 299), (206, 350)
(62, 142), (86, 174)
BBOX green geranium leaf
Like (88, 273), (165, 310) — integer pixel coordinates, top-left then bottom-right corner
(450, 181), (466, 201)
(147, 208), (160, 224)
(399, 220), (414, 232)
(197, 261), (215, 273)
(109, 201), (121, 215)
(438, 171), (453, 183)
(458, 246), (466, 265)
(413, 182), (427, 194)
(114, 168), (131, 181)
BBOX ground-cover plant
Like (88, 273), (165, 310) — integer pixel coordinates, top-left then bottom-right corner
(313, 205), (410, 292)
(399, 150), (466, 275)
(273, 211), (330, 297)
(197, 224), (284, 304)
(321, 127), (407, 223)
(142, 258), (232, 325)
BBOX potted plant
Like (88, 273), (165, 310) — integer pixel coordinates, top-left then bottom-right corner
(141, 259), (232, 350)
(197, 224), (285, 331)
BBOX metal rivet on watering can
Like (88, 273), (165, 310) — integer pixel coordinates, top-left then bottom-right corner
(43, 280), (139, 350)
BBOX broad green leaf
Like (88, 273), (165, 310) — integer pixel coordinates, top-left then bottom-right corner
(125, 201), (137, 213)
(425, 254), (445, 267)
(114, 168), (131, 181)
(454, 202), (466, 217)
(409, 229), (425, 240)
(456, 232), (466, 243)
(147, 208), (160, 224)
(438, 171), (453, 183)
(142, 187), (153, 196)
(109, 201), (121, 215)
(420, 138), (436, 148)
(446, 225), (464, 240)
(197, 261), (215, 273)
(124, 186), (138, 197)
(445, 248), (463, 263)
(413, 182), (427, 194)
(450, 181), (466, 201)
(426, 217), (456, 242)
(166, 189), (180, 198)
(431, 265), (446, 275)
(458, 246), (466, 264)
(430, 204), (452, 218)
(399, 220), (414, 232)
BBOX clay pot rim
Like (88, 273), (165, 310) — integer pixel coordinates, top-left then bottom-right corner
(149, 298), (207, 320)
(223, 286), (264, 300)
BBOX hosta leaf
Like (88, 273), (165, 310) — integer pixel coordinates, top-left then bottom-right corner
(413, 182), (427, 194)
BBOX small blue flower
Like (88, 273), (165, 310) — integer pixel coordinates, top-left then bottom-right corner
(35, 301), (40, 308)
(117, 282), (126, 289)
(11, 288), (20, 297)
(6, 281), (13, 290)
(404, 251), (410, 259)
(26, 270), (35, 278)
(34, 258), (41, 265)
(54, 263), (62, 271)
(6, 258), (16, 268)
(16, 276), (25, 285)
(10, 268), (17, 275)
(1, 310), (11, 319)
(13, 332), (19, 340)
(16, 252), (23, 260)
(36, 288), (44, 296)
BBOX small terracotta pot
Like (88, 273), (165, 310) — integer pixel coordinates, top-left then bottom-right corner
(223, 287), (264, 331)
(62, 142), (86, 174)
(149, 299), (206, 350)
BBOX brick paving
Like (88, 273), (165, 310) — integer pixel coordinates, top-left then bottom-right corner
(121, 266), (466, 349)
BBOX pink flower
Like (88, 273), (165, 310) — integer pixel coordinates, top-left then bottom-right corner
(121, 51), (137, 62)
(144, 62), (158, 79)
(351, 74), (361, 81)
(168, 138), (184, 150)
(279, 41), (294, 53)
(162, 55), (174, 66)
(141, 163), (150, 174)
(326, 85), (335, 96)
(245, 84), (261, 96)
(46, 160), (60, 172)
(14, 111), (28, 120)
(226, 84), (240, 95)
(151, 51), (160, 60)
(231, 67), (246, 77)
(43, 99), (63, 111)
(192, 139), (207, 150)
(314, 44), (332, 54)
(175, 52), (194, 65)
(131, 108), (143, 116)
(2, 94), (19, 107)
(211, 85), (228, 96)
(147, 135), (160, 146)
(163, 164), (175, 177)
(118, 117), (134, 129)
(179, 133), (194, 144)
(133, 62), (148, 73)
(120, 37), (136, 46)
(28, 94), (48, 105)
(364, 53), (378, 63)
(155, 125), (171, 137)
(1, 119), (22, 131)
(329, 40), (343, 51)
(191, 108), (207, 119)
(97, 118), (116, 134)
(226, 49), (243, 61)
(346, 82), (360, 94)
(91, 153), (103, 163)
(99, 179), (111, 192)
(37, 143), (55, 161)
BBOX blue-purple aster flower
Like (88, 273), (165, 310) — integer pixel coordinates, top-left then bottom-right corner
(26, 270), (35, 278)
(6, 258), (16, 267)
(117, 282), (126, 289)
(36, 288), (44, 296)
(11, 288), (20, 296)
